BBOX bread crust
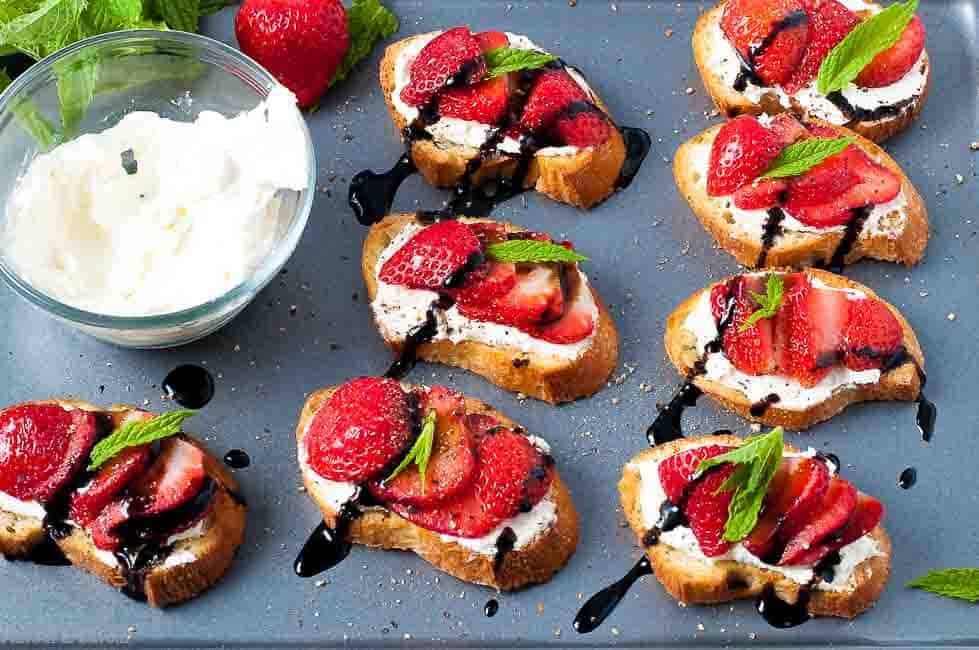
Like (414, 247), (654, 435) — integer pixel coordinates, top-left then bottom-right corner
(663, 269), (925, 429)
(619, 434), (891, 619)
(379, 34), (627, 209)
(362, 213), (619, 404)
(692, 4), (930, 143)
(296, 386), (579, 591)
(674, 120), (928, 269)
(0, 400), (246, 608)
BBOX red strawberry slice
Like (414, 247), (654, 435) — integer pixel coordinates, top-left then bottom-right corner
(451, 261), (517, 308)
(438, 31), (511, 125)
(733, 177), (789, 210)
(390, 483), (502, 538)
(69, 445), (152, 528)
(554, 107), (613, 147)
(784, 151), (860, 210)
(787, 492), (884, 566)
(783, 0), (860, 94)
(475, 429), (553, 520)
(459, 265), (565, 329)
(772, 273), (804, 373)
(534, 289), (595, 344)
(400, 27), (486, 108)
(783, 278), (849, 386)
(721, 275), (777, 376)
(721, 0), (810, 86)
(466, 221), (509, 245)
(779, 476), (857, 565)
(368, 387), (476, 509)
(743, 456), (830, 559)
(475, 30), (509, 51)
(707, 115), (783, 196)
(90, 498), (131, 551)
(768, 113), (809, 146)
(305, 378), (413, 483)
(128, 438), (206, 516)
(379, 220), (483, 290)
(684, 464), (738, 557)
(465, 414), (501, 442)
(657, 444), (734, 504)
(0, 404), (97, 503)
(855, 15), (925, 88)
(844, 298), (903, 371)
(519, 69), (589, 134)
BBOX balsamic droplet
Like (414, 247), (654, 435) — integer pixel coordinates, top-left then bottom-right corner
(646, 382), (702, 446)
(294, 507), (358, 578)
(573, 557), (652, 633)
(223, 449), (251, 469)
(616, 127), (652, 188)
(916, 394), (936, 442)
(483, 598), (499, 618)
(898, 466), (917, 489)
(162, 364), (215, 409)
(756, 586), (812, 628)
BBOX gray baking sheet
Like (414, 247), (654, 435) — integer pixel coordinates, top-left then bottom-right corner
(0, 0), (977, 646)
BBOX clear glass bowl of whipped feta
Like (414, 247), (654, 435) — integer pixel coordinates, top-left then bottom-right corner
(0, 31), (315, 348)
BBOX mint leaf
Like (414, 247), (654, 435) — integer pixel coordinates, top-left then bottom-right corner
(484, 47), (557, 79)
(761, 137), (854, 179)
(486, 240), (588, 264)
(817, 0), (919, 95)
(909, 569), (979, 603)
(739, 272), (784, 332)
(384, 408), (436, 489)
(149, 0), (199, 33)
(332, 0), (399, 85)
(698, 427), (784, 542)
(88, 410), (197, 471)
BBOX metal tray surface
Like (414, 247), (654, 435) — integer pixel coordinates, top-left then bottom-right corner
(0, 1), (976, 647)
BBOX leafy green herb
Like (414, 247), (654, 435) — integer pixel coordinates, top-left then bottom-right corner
(697, 427), (784, 542)
(332, 0), (399, 85)
(908, 569), (979, 603)
(88, 410), (197, 471)
(761, 137), (854, 179)
(817, 0), (919, 95)
(739, 272), (784, 332)
(385, 409), (436, 490)
(484, 47), (557, 79)
(486, 240), (588, 264)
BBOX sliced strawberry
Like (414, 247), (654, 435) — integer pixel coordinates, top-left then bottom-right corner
(128, 438), (206, 516)
(783, 278), (849, 385)
(466, 221), (508, 245)
(721, 0), (810, 86)
(554, 107), (613, 147)
(305, 378), (413, 483)
(855, 15), (925, 88)
(733, 177), (789, 210)
(519, 69), (589, 134)
(400, 27), (486, 108)
(379, 220), (483, 290)
(684, 464), (737, 557)
(783, 0), (860, 94)
(787, 492), (884, 566)
(844, 298), (903, 371)
(475, 429), (553, 520)
(475, 30), (509, 51)
(772, 273), (805, 372)
(657, 444), (733, 504)
(707, 116), (783, 196)
(465, 414), (501, 442)
(459, 265), (564, 329)
(389, 483), (502, 538)
(90, 498), (131, 552)
(710, 280), (733, 324)
(368, 387), (476, 509)
(451, 261), (517, 308)
(784, 151), (860, 210)
(438, 74), (510, 125)
(534, 289), (595, 344)
(722, 275), (777, 375)
(768, 113), (809, 146)
(779, 476), (857, 565)
(69, 444), (152, 527)
(0, 404), (97, 503)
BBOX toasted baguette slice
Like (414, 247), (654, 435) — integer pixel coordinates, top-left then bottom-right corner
(363, 213), (619, 404)
(664, 269), (924, 430)
(0, 400), (247, 608)
(297, 386), (579, 591)
(379, 32), (627, 209)
(674, 119), (929, 268)
(620, 434), (891, 619)
(693, 3), (930, 143)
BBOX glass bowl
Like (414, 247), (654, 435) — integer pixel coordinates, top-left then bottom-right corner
(0, 30), (315, 348)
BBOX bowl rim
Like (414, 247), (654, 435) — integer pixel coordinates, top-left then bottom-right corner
(0, 29), (316, 330)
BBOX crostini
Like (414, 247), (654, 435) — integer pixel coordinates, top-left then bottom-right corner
(663, 268), (924, 429)
(674, 114), (928, 268)
(351, 27), (649, 222)
(295, 378), (579, 590)
(363, 214), (619, 404)
(693, 0), (929, 142)
(619, 432), (890, 621)
(0, 400), (246, 607)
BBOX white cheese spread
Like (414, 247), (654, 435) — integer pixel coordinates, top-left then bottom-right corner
(0, 489), (45, 520)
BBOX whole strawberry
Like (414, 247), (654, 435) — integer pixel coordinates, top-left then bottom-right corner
(235, 0), (349, 109)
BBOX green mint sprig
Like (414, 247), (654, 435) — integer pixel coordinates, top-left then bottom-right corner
(332, 0), (400, 86)
(486, 240), (588, 264)
(909, 569), (979, 603)
(88, 410), (197, 471)
(761, 137), (855, 179)
(385, 409), (436, 490)
(697, 427), (784, 542)
(739, 273), (784, 332)
(817, 0), (919, 95)
(484, 47), (558, 79)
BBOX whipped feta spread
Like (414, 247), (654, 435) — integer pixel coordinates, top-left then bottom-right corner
(391, 31), (596, 157)
(0, 489), (45, 519)
(687, 137), (908, 241)
(705, 9), (928, 126)
(3, 84), (308, 317)
(370, 221), (599, 361)
(684, 276), (881, 410)
(630, 448), (882, 591)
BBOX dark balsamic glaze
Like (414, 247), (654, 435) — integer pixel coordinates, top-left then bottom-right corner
(493, 527), (518, 571)
(756, 586), (812, 628)
(824, 205), (872, 271)
(733, 11), (808, 91)
(573, 556), (652, 634)
(868, 346), (936, 442)
(898, 466), (917, 489)
(384, 300), (444, 379)
(750, 393), (782, 417)
(223, 449), (251, 469)
(817, 451), (841, 473)
(349, 154), (418, 225)
(162, 364), (215, 409)
(826, 91), (916, 124)
(617, 127), (653, 188)
(484, 598), (500, 617)
(814, 550), (842, 584)
(294, 504), (360, 578)
(646, 382), (702, 446)
(757, 207), (786, 267)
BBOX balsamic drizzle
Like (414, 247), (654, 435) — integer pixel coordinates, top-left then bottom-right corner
(822, 205), (872, 272)
(493, 527), (518, 571)
(573, 556), (652, 634)
(756, 586), (812, 628)
(733, 11), (808, 91)
(750, 393), (782, 417)
(294, 504), (359, 578)
(826, 91), (916, 124)
(384, 301), (444, 379)
(483, 598), (500, 617)
(223, 449), (251, 469)
(349, 154), (417, 226)
(757, 207), (786, 268)
(898, 466), (917, 489)
(162, 364), (215, 409)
